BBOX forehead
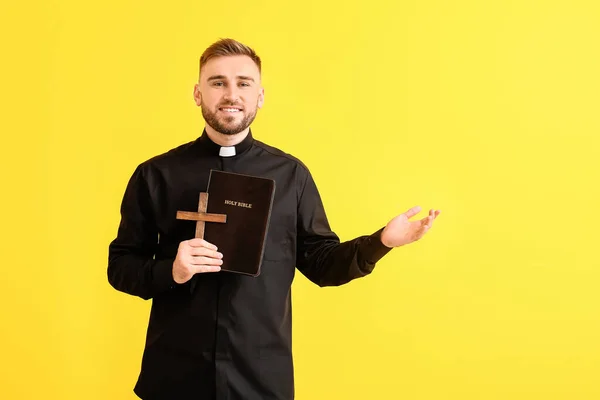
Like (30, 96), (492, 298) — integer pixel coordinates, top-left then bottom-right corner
(201, 55), (260, 81)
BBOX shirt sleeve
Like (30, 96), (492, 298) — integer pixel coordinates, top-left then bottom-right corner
(107, 164), (177, 300)
(295, 169), (392, 287)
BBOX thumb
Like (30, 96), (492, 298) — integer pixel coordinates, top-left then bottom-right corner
(403, 206), (421, 219)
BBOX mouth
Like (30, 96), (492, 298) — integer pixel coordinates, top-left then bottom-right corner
(218, 107), (243, 113)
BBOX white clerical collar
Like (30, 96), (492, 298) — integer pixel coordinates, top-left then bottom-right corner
(219, 146), (236, 157)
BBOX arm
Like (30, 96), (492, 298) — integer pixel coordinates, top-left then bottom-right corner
(295, 170), (392, 287)
(107, 164), (176, 300)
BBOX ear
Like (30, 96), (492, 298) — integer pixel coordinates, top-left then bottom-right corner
(257, 87), (265, 109)
(193, 83), (202, 107)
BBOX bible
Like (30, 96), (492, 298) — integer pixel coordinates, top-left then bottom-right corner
(203, 170), (276, 277)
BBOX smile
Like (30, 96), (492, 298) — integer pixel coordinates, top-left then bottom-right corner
(219, 107), (242, 113)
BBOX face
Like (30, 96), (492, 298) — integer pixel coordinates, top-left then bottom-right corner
(193, 55), (264, 136)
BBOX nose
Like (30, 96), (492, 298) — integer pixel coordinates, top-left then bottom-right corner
(223, 86), (240, 103)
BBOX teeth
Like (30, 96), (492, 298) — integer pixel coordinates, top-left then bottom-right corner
(222, 108), (240, 112)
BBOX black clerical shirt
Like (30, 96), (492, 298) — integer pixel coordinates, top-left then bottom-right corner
(107, 130), (392, 400)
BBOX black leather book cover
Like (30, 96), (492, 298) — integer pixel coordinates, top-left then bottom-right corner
(204, 170), (275, 277)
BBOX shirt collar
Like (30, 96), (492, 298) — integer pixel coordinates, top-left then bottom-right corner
(196, 128), (254, 157)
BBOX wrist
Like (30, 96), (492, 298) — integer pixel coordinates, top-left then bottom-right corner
(380, 228), (394, 248)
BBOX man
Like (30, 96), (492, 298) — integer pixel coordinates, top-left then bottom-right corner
(108, 38), (440, 400)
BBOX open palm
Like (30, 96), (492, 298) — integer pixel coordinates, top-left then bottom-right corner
(380, 206), (441, 248)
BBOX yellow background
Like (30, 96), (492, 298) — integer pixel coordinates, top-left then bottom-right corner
(2, 0), (599, 399)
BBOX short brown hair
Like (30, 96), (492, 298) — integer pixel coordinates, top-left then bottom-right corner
(199, 38), (261, 77)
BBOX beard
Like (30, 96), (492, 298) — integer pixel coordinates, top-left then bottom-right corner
(201, 100), (258, 136)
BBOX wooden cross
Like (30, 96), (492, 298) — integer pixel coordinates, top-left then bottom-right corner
(176, 193), (227, 239)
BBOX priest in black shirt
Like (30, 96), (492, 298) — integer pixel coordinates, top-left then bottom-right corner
(108, 38), (441, 400)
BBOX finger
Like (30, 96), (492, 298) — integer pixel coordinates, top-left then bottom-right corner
(420, 214), (433, 225)
(187, 238), (218, 250)
(419, 215), (433, 231)
(189, 256), (224, 266)
(189, 247), (223, 258)
(404, 206), (421, 219)
(427, 215), (434, 227)
(426, 209), (440, 218)
(192, 264), (222, 274)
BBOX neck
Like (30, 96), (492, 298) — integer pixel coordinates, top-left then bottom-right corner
(205, 125), (249, 146)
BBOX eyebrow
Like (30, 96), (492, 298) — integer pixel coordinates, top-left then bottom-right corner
(207, 75), (255, 83)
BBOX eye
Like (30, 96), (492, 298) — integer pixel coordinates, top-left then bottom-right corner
(239, 82), (251, 87)
(212, 81), (224, 87)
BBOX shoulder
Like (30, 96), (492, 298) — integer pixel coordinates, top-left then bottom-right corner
(146, 139), (196, 166)
(129, 139), (197, 182)
(253, 139), (311, 174)
(252, 140), (318, 198)
(141, 139), (196, 167)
